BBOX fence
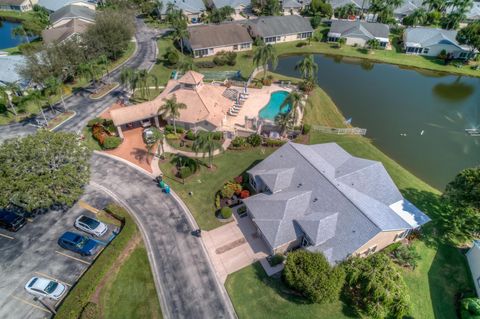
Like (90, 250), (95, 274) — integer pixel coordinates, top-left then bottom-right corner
(311, 125), (367, 135)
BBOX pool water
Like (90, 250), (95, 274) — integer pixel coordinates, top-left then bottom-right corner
(259, 91), (291, 120)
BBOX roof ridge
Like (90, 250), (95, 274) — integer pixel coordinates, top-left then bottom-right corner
(335, 160), (379, 178)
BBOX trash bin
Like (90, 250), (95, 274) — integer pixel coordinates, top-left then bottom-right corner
(159, 180), (165, 188)
(164, 185), (170, 194)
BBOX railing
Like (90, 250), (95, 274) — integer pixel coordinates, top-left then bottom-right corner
(311, 125), (367, 135)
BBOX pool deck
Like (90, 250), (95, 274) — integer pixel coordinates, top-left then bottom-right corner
(223, 84), (291, 130)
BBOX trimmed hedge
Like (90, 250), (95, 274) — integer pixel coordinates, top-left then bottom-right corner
(265, 139), (286, 147)
(220, 206), (232, 219)
(55, 204), (138, 319)
(103, 136), (122, 149)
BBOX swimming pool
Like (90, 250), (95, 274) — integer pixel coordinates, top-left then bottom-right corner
(258, 91), (291, 120)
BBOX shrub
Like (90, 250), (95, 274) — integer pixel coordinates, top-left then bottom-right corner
(213, 55), (226, 66)
(461, 298), (480, 319)
(237, 205), (247, 215)
(247, 133), (262, 147)
(310, 15), (322, 29)
(234, 175), (243, 184)
(220, 206), (232, 219)
(225, 51), (237, 66)
(302, 123), (311, 135)
(284, 250), (345, 304)
(231, 136), (246, 148)
(215, 193), (221, 209)
(179, 166), (194, 179)
(195, 61), (216, 68)
(212, 131), (223, 140)
(212, 51), (237, 66)
(382, 241), (402, 255)
(103, 136), (122, 149)
(391, 245), (420, 269)
(299, 80), (315, 93)
(165, 47), (179, 66)
(265, 138), (286, 147)
(166, 133), (178, 140)
(269, 254), (285, 266)
(79, 302), (99, 319)
(103, 119), (116, 134)
(185, 130), (196, 141)
(262, 76), (273, 86)
(296, 41), (308, 48)
(221, 181), (242, 198)
(87, 118), (103, 127)
(92, 124), (107, 145)
(240, 190), (250, 199)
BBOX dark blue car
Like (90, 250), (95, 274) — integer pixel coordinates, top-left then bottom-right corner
(58, 232), (99, 256)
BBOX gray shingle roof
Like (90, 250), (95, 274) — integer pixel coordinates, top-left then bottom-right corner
(329, 20), (389, 40)
(50, 4), (95, 25)
(393, 0), (423, 16)
(244, 142), (430, 264)
(0, 54), (26, 86)
(282, 0), (303, 8)
(212, 0), (250, 9)
(327, 0), (368, 9)
(246, 15), (313, 38)
(404, 27), (468, 50)
(187, 23), (252, 49)
(160, 0), (206, 14)
(39, 0), (94, 12)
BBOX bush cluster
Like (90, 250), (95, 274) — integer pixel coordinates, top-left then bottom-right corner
(90, 118), (120, 149)
(179, 166), (195, 179)
(390, 245), (420, 269)
(103, 136), (122, 149)
(265, 139), (286, 147)
(247, 134), (262, 147)
(185, 130), (196, 141)
(269, 254), (285, 266)
(213, 51), (237, 66)
(296, 41), (308, 48)
(221, 181), (242, 198)
(231, 134), (262, 149)
(231, 136), (246, 148)
(302, 123), (312, 135)
(165, 125), (184, 134)
(164, 47), (179, 66)
(195, 61), (216, 68)
(220, 206), (233, 219)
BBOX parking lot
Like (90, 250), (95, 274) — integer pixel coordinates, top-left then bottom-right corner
(0, 186), (118, 319)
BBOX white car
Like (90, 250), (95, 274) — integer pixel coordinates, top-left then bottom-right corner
(25, 277), (66, 300)
(74, 215), (108, 237)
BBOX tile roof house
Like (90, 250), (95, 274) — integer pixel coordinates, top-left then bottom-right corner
(467, 240), (480, 297)
(328, 20), (390, 48)
(403, 27), (476, 59)
(110, 71), (234, 137)
(49, 3), (96, 28)
(159, 0), (206, 23)
(42, 18), (91, 44)
(38, 0), (96, 12)
(246, 15), (313, 44)
(0, 0), (38, 12)
(185, 23), (253, 58)
(243, 142), (430, 264)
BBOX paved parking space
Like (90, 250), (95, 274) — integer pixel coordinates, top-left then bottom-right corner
(0, 186), (115, 319)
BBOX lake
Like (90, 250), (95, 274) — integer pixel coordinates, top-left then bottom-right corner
(0, 20), (29, 49)
(274, 54), (480, 191)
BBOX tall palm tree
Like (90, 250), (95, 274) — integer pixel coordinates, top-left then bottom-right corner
(253, 43), (278, 80)
(274, 112), (293, 137)
(120, 67), (138, 96)
(409, 8), (428, 26)
(366, 38), (380, 51)
(156, 0), (164, 20)
(158, 95), (187, 134)
(192, 132), (222, 168)
(0, 83), (20, 116)
(137, 69), (158, 99)
(422, 0), (447, 12)
(294, 55), (318, 82)
(280, 91), (303, 125)
(171, 18), (189, 54)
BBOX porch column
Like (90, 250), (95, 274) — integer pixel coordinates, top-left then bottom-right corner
(154, 116), (160, 128)
(117, 126), (124, 139)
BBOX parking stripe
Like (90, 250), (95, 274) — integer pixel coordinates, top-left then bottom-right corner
(55, 251), (91, 265)
(0, 233), (14, 240)
(10, 295), (52, 314)
(78, 200), (100, 214)
(34, 272), (73, 287)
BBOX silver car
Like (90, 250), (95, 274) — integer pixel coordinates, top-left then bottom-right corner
(74, 215), (108, 237)
(25, 277), (66, 300)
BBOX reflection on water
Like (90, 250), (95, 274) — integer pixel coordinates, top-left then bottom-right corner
(274, 54), (480, 190)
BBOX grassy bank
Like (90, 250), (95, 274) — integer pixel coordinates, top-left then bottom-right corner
(0, 10), (35, 22)
(225, 84), (473, 319)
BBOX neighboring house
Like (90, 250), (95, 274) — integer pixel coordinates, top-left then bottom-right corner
(328, 20), (389, 48)
(403, 27), (476, 59)
(159, 0), (206, 23)
(38, 0), (96, 12)
(42, 18), (91, 44)
(0, 54), (28, 88)
(211, 0), (250, 15)
(466, 2), (480, 22)
(393, 0), (423, 20)
(0, 0), (37, 11)
(246, 15), (313, 44)
(49, 4), (95, 28)
(243, 142), (430, 264)
(281, 0), (305, 15)
(327, 0), (368, 10)
(185, 23), (252, 58)
(467, 241), (480, 297)
(110, 71), (234, 137)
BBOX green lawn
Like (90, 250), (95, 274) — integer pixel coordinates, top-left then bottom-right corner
(225, 84), (474, 319)
(100, 243), (163, 319)
(0, 10), (36, 22)
(159, 148), (275, 230)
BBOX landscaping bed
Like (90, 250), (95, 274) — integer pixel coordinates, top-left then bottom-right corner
(86, 118), (122, 150)
(46, 111), (75, 130)
(90, 82), (119, 99)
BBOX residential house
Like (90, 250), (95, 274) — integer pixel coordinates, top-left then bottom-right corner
(246, 15), (313, 44)
(211, 0), (250, 15)
(185, 23), (252, 58)
(42, 18), (91, 44)
(38, 0), (96, 12)
(467, 241), (480, 297)
(0, 53), (28, 88)
(403, 27), (476, 59)
(466, 2), (480, 22)
(327, 0), (368, 10)
(393, 0), (423, 20)
(328, 20), (389, 48)
(110, 71), (234, 137)
(281, 0), (305, 15)
(242, 142), (430, 264)
(0, 0), (38, 11)
(159, 0), (206, 23)
(49, 4), (95, 28)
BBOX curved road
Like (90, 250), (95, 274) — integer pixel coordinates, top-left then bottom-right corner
(0, 18), (160, 142)
(91, 153), (236, 319)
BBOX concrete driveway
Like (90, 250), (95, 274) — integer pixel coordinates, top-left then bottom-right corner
(0, 187), (114, 319)
(90, 153), (236, 319)
(202, 211), (270, 283)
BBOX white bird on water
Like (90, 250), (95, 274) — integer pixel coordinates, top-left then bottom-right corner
(420, 130), (424, 135)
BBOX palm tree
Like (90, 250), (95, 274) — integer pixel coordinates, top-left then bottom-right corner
(158, 95), (187, 134)
(336, 3), (357, 18)
(366, 38), (380, 52)
(171, 18), (189, 54)
(145, 127), (164, 162)
(447, 0), (473, 11)
(77, 62), (102, 88)
(137, 69), (158, 99)
(409, 8), (428, 26)
(253, 43), (278, 80)
(156, 0), (164, 20)
(280, 91), (303, 125)
(11, 25), (30, 44)
(337, 37), (347, 48)
(422, 0), (447, 12)
(192, 132), (222, 168)
(295, 55), (318, 82)
(274, 112), (293, 137)
(178, 57), (196, 72)
(120, 67), (138, 96)
(0, 83), (20, 116)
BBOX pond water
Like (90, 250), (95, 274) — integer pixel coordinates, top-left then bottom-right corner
(274, 54), (480, 191)
(0, 20), (30, 49)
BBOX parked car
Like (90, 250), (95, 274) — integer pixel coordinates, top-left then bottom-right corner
(74, 215), (108, 237)
(140, 119), (152, 128)
(143, 128), (155, 144)
(58, 231), (100, 256)
(0, 210), (26, 232)
(25, 277), (66, 300)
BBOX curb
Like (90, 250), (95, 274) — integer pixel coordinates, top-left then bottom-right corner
(49, 111), (77, 132)
(89, 82), (120, 100)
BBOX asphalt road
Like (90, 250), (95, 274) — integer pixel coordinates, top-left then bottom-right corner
(90, 153), (236, 319)
(0, 18), (160, 142)
(0, 187), (114, 319)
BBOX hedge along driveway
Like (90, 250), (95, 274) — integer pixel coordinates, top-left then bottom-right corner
(55, 203), (140, 319)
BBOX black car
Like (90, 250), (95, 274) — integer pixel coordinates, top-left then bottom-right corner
(0, 210), (26, 232)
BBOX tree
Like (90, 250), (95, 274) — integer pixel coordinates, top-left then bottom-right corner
(26, 90), (48, 126)
(137, 69), (158, 99)
(295, 54), (318, 82)
(252, 0), (281, 15)
(402, 8), (428, 26)
(422, 0), (447, 12)
(253, 43), (278, 80)
(308, 0), (333, 17)
(206, 6), (235, 23)
(344, 253), (411, 319)
(280, 91), (303, 125)
(366, 38), (380, 51)
(178, 57), (196, 72)
(337, 37), (347, 48)
(0, 83), (20, 116)
(275, 111), (294, 136)
(335, 3), (357, 18)
(158, 95), (187, 134)
(457, 22), (480, 58)
(120, 67), (138, 96)
(145, 127), (164, 162)
(369, 0), (403, 23)
(460, 298), (480, 319)
(171, 18), (189, 54)
(0, 131), (91, 215)
(43, 76), (66, 112)
(192, 132), (222, 168)
(283, 250), (345, 304)
(77, 61), (103, 89)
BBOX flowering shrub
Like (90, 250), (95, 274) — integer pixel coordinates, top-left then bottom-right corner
(240, 190), (250, 199)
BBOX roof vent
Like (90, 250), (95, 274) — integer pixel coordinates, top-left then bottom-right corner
(297, 183), (302, 188)
(313, 198), (318, 202)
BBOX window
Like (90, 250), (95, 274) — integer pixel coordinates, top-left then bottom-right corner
(233, 45), (238, 50)
(265, 37), (276, 43)
(250, 177), (257, 189)
(423, 48), (430, 54)
(477, 277), (480, 288)
(240, 42), (250, 49)
(459, 52), (467, 58)
(194, 48), (209, 57)
(297, 32), (312, 39)
(276, 36), (281, 41)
